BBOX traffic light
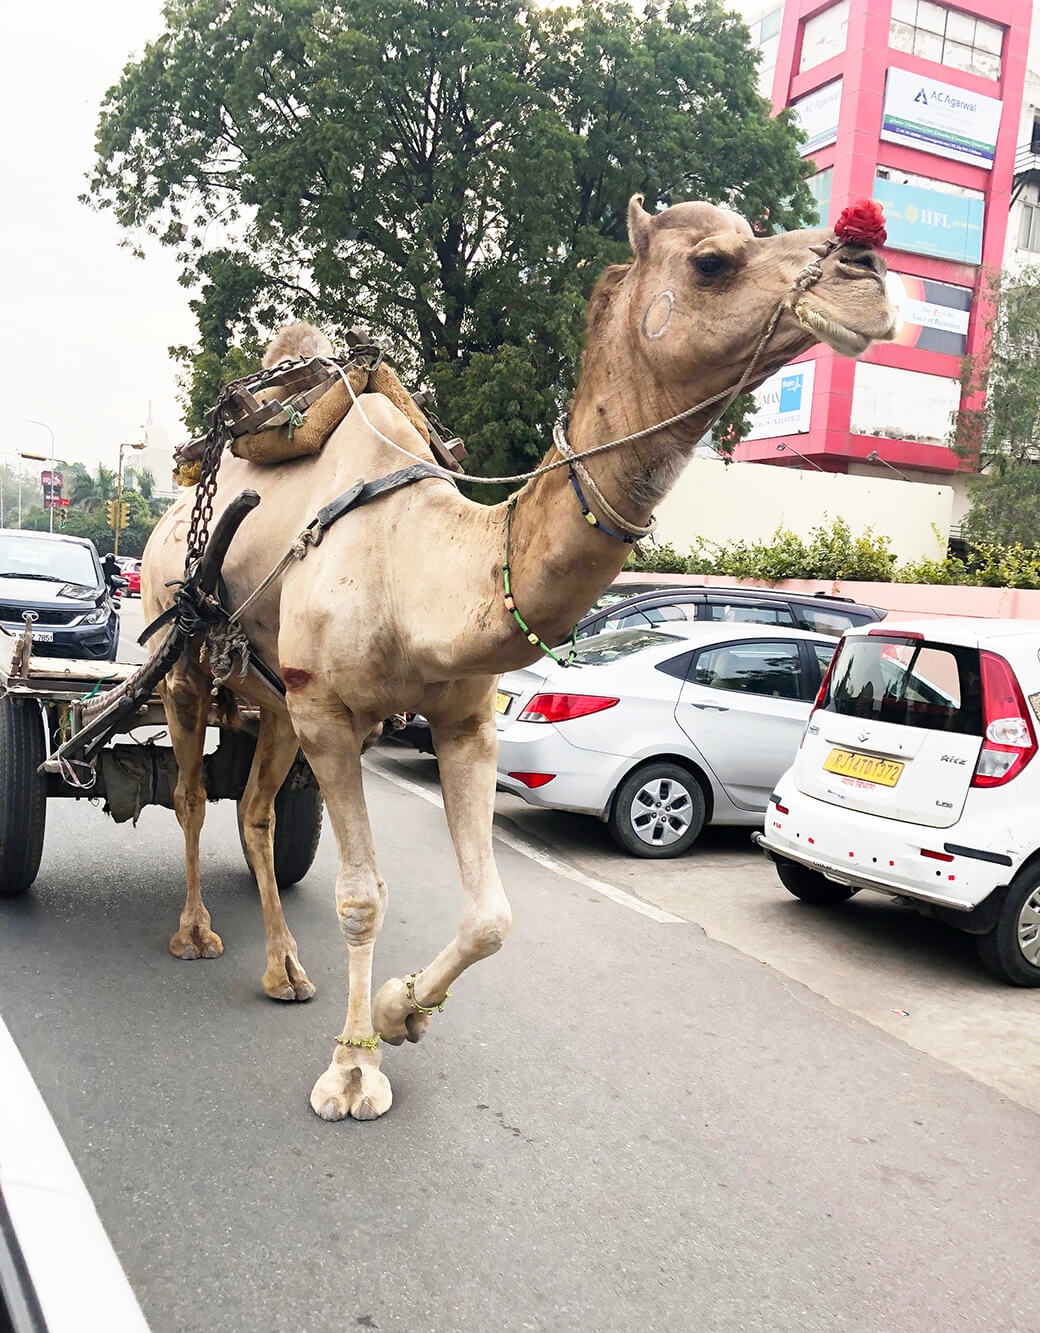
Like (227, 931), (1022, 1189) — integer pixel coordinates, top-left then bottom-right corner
(106, 499), (117, 528)
(119, 502), (130, 530)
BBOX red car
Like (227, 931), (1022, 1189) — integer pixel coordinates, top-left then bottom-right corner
(123, 560), (141, 596)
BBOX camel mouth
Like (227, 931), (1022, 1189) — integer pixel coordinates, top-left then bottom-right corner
(790, 295), (896, 357)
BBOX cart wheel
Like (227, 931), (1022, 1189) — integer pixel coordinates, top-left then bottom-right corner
(237, 771), (324, 889)
(0, 696), (47, 897)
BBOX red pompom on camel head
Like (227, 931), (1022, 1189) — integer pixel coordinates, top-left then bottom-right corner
(834, 198), (887, 249)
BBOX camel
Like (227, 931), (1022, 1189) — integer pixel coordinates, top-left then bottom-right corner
(141, 196), (896, 1121)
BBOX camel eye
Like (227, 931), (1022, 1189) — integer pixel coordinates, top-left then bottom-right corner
(694, 254), (725, 277)
(843, 251), (876, 268)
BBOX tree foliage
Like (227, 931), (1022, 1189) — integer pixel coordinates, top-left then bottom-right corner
(88, 0), (814, 478)
(955, 265), (1040, 546)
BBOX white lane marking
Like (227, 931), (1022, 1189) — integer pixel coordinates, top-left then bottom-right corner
(363, 758), (685, 925)
(0, 1017), (151, 1332)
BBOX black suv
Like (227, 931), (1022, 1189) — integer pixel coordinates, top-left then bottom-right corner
(574, 580), (886, 640)
(0, 529), (120, 660)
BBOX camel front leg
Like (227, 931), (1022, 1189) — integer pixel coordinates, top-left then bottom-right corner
(239, 708), (316, 1002)
(289, 695), (392, 1121)
(373, 684), (511, 1045)
(160, 670), (223, 961)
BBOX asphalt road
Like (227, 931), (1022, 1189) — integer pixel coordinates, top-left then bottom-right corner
(1, 601), (1037, 1331)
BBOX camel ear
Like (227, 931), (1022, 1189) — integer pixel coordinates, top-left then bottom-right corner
(627, 195), (651, 261)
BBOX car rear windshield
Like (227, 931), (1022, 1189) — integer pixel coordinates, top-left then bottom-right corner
(571, 628), (680, 666)
(0, 534), (97, 588)
(822, 635), (984, 735)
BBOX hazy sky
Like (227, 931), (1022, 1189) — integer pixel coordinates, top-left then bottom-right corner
(0, 2), (195, 478)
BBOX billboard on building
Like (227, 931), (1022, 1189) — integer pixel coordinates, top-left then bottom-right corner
(880, 68), (1002, 169)
(793, 79), (842, 156)
(745, 361), (816, 440)
(885, 273), (972, 355)
(851, 363), (960, 445)
(872, 174), (984, 263)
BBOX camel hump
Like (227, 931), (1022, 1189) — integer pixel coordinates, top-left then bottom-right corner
(262, 321), (334, 368)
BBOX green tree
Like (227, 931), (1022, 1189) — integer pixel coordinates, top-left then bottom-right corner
(955, 265), (1040, 546)
(131, 467), (155, 502)
(88, 0), (814, 480)
(68, 462), (118, 511)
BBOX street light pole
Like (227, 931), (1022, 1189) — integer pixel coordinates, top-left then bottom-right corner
(115, 441), (147, 558)
(24, 419), (56, 532)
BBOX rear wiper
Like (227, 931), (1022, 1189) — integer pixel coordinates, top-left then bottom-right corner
(0, 571), (65, 582)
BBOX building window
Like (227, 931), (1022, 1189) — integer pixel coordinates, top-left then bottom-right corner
(759, 8), (782, 43)
(1020, 203), (1040, 253)
(799, 1), (849, 74)
(889, 0), (1002, 80)
(807, 168), (833, 226)
(746, 4), (782, 96)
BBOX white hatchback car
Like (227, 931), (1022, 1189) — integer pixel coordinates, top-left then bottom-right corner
(755, 618), (1040, 986)
(495, 622), (836, 857)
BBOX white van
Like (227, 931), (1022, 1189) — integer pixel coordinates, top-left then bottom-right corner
(754, 619), (1040, 985)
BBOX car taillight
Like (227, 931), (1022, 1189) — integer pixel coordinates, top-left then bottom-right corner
(971, 650), (1037, 788)
(517, 694), (620, 724)
(800, 649), (839, 748)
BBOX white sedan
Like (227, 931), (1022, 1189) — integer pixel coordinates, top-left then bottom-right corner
(495, 622), (837, 857)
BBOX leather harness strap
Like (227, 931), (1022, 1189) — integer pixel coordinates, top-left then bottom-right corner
(139, 461), (447, 697)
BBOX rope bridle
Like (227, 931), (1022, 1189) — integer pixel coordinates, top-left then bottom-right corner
(329, 241), (836, 527)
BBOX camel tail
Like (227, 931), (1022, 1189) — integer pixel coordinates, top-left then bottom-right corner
(262, 321), (334, 368)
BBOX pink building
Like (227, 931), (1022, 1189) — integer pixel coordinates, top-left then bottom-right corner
(730, 0), (1039, 521)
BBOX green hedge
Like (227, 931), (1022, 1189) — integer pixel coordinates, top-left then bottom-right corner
(628, 520), (1040, 590)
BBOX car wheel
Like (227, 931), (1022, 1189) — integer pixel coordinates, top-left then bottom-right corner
(237, 769), (324, 888)
(977, 868), (1040, 987)
(0, 696), (47, 897)
(775, 857), (857, 905)
(608, 761), (706, 858)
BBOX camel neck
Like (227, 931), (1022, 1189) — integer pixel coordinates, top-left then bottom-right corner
(494, 394), (708, 670)
(459, 278), (717, 676)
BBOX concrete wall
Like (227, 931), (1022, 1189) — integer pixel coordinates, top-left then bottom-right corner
(652, 458), (953, 562)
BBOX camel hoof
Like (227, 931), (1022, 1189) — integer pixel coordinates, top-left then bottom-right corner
(169, 924), (223, 960)
(263, 951), (315, 1002)
(372, 976), (433, 1046)
(262, 967), (315, 1003)
(309, 1065), (392, 1122)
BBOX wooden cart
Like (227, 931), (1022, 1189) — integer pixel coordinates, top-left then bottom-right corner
(0, 624), (323, 898)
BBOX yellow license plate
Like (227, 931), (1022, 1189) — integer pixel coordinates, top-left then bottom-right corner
(823, 748), (904, 787)
(495, 691), (512, 715)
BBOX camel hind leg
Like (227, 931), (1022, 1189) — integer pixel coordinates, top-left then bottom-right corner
(239, 708), (316, 1002)
(160, 667), (223, 961)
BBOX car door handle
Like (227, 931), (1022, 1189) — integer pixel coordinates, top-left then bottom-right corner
(689, 702), (729, 711)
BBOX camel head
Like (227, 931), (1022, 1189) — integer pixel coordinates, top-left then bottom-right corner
(612, 196), (897, 423)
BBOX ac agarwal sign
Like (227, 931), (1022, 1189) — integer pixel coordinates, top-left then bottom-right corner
(881, 68), (1002, 169)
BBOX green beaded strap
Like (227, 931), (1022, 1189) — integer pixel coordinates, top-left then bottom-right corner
(405, 971), (451, 1015)
(334, 1032), (380, 1049)
(502, 498), (578, 669)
